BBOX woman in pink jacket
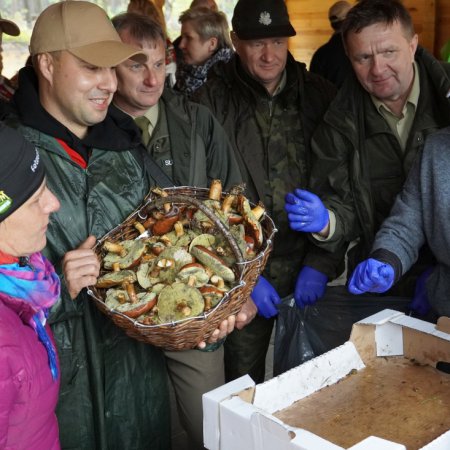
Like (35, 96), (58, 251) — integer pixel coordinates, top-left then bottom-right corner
(0, 124), (61, 450)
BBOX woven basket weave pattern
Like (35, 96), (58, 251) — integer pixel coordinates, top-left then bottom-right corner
(88, 186), (275, 351)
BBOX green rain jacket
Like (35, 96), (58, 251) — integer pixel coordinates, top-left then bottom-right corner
(10, 67), (171, 450)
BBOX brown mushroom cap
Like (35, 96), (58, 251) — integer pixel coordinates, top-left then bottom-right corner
(96, 270), (137, 288)
(199, 284), (227, 309)
(188, 233), (216, 253)
(116, 292), (157, 318)
(103, 240), (147, 269)
(152, 207), (180, 236)
(177, 263), (210, 288)
(190, 245), (236, 283)
(157, 282), (204, 323)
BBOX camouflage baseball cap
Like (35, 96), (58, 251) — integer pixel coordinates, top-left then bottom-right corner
(232, 0), (296, 40)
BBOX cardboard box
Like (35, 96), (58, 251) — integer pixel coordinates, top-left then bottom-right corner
(203, 309), (450, 450)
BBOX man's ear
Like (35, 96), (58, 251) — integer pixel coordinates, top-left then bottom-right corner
(209, 36), (218, 53)
(36, 53), (56, 85)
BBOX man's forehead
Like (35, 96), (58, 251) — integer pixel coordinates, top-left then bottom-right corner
(119, 30), (165, 51)
(240, 36), (288, 44)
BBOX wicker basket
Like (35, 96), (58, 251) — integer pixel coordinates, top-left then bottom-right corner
(87, 186), (276, 351)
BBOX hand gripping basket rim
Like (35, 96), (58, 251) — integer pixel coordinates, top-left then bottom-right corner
(87, 185), (276, 351)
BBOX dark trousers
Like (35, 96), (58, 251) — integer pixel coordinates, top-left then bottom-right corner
(224, 315), (274, 383)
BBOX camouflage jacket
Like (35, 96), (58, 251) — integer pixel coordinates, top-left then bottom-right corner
(194, 54), (336, 295)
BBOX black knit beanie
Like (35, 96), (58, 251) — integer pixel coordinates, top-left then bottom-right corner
(0, 124), (45, 222)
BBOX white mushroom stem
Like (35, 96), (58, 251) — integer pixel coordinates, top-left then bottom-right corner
(117, 292), (127, 304)
(123, 281), (138, 304)
(208, 179), (222, 201)
(221, 194), (236, 214)
(112, 262), (121, 272)
(157, 258), (174, 268)
(187, 275), (197, 287)
(104, 241), (127, 257)
(152, 187), (171, 213)
(181, 306), (192, 317)
(251, 203), (266, 221)
(210, 275), (225, 289)
(204, 297), (212, 311)
(133, 221), (146, 234)
(174, 221), (184, 237)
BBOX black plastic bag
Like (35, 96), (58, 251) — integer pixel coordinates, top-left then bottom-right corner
(273, 296), (327, 376)
(273, 287), (412, 377)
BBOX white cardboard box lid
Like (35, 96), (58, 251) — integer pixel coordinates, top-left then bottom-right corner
(204, 310), (450, 450)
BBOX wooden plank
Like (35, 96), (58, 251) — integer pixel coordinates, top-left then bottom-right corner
(286, 0), (437, 66)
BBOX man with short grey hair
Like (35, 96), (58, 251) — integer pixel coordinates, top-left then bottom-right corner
(194, 0), (336, 383)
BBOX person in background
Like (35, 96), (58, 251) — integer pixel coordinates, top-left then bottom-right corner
(190, 0), (218, 11)
(348, 110), (450, 319)
(309, 1), (353, 88)
(0, 12), (20, 101)
(175, 7), (233, 96)
(5, 2), (173, 448)
(112, 13), (245, 449)
(0, 124), (61, 450)
(173, 0), (219, 63)
(194, 0), (336, 383)
(127, 0), (177, 86)
(285, 0), (450, 349)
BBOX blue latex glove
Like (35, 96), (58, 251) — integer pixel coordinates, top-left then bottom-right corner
(250, 276), (281, 319)
(294, 266), (328, 308)
(348, 258), (395, 294)
(284, 189), (329, 233)
(408, 267), (433, 316)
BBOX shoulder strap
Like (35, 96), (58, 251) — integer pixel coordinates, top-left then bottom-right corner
(132, 147), (174, 188)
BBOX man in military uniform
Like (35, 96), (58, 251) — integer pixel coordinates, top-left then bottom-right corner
(194, 0), (336, 382)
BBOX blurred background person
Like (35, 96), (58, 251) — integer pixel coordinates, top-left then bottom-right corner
(173, 0), (219, 63)
(0, 12), (20, 101)
(127, 0), (177, 86)
(175, 6), (233, 95)
(309, 1), (353, 88)
(0, 124), (61, 450)
(190, 0), (218, 11)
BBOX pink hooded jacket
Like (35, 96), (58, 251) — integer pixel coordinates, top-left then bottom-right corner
(0, 295), (60, 450)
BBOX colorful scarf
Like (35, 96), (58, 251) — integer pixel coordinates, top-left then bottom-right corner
(176, 47), (233, 96)
(0, 252), (60, 380)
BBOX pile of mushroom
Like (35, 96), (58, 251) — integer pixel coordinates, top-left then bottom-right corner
(95, 181), (266, 325)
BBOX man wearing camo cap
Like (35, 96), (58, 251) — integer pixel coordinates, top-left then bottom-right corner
(194, 0), (336, 382)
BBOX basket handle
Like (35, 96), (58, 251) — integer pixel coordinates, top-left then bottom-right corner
(142, 194), (245, 265)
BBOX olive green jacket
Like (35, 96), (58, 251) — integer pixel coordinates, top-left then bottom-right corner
(18, 126), (171, 450)
(146, 89), (242, 190)
(305, 47), (450, 294)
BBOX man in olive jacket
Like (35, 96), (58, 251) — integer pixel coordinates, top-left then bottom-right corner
(5, 3), (174, 449)
(5, 2), (232, 449)
(286, 0), (450, 349)
(194, 0), (336, 383)
(112, 13), (243, 450)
